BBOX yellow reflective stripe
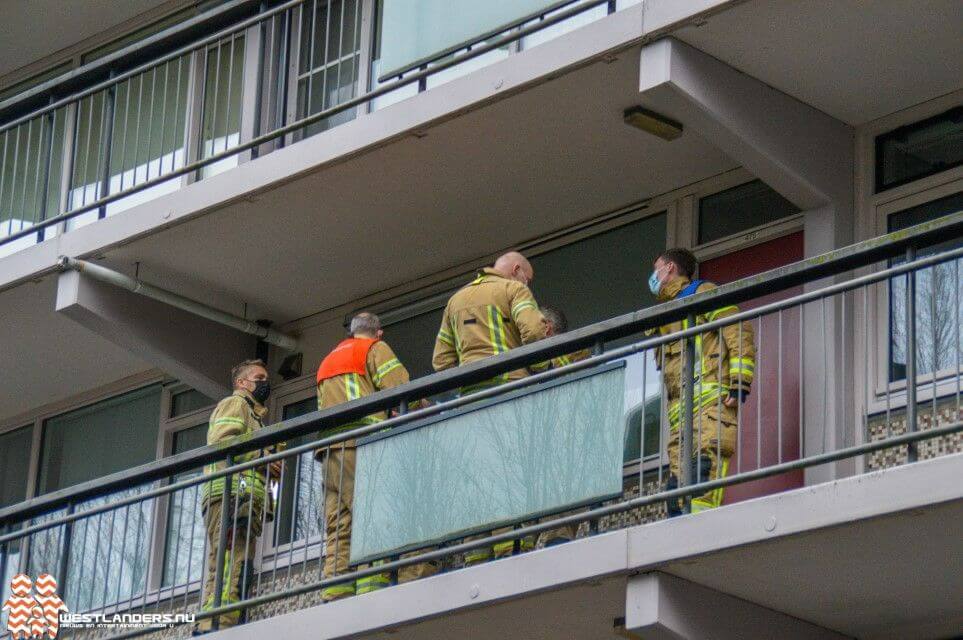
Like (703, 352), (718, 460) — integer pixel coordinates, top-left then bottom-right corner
(437, 328), (455, 346)
(706, 305), (738, 322)
(322, 583), (355, 597)
(374, 358), (402, 384)
(667, 383), (728, 427)
(213, 417), (246, 426)
(511, 299), (537, 320)
(344, 373), (362, 400)
(488, 305), (508, 355)
(555, 355), (572, 367)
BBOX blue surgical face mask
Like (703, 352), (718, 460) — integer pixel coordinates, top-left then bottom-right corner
(648, 268), (664, 295)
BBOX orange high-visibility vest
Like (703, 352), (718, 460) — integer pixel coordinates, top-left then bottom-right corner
(317, 337), (379, 383)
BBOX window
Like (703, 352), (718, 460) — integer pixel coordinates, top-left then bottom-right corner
(34, 385), (162, 611)
(296, 0), (363, 137)
(170, 389), (216, 418)
(0, 426), (32, 509)
(274, 397), (323, 547)
(698, 179), (800, 245)
(876, 107), (963, 193)
(888, 191), (963, 382)
(162, 423), (209, 589)
(0, 426), (32, 604)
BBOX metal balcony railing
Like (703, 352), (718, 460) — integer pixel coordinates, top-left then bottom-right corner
(0, 0), (625, 254)
(0, 212), (961, 638)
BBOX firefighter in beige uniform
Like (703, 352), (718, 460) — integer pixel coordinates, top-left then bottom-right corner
(649, 248), (755, 516)
(195, 359), (281, 634)
(315, 312), (437, 601)
(432, 252), (547, 565)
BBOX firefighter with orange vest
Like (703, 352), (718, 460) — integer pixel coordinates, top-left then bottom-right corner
(314, 312), (436, 601)
(432, 251), (547, 565)
(649, 248), (755, 516)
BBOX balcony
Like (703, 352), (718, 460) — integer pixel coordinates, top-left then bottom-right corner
(0, 0), (651, 259)
(0, 213), (961, 639)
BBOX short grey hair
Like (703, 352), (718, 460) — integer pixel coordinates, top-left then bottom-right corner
(541, 307), (568, 334)
(349, 311), (381, 336)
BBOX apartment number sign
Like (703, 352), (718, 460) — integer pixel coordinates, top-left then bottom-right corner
(377, 0), (568, 79)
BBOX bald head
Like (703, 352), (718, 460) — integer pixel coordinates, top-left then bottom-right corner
(492, 251), (534, 287)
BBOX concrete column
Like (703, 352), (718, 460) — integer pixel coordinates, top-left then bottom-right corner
(624, 572), (847, 639)
(638, 38), (856, 482)
(56, 269), (255, 400)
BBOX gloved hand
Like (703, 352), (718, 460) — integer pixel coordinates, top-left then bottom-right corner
(725, 388), (750, 407)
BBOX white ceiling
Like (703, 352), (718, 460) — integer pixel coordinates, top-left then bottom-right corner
(678, 0), (963, 126)
(0, 0), (178, 80)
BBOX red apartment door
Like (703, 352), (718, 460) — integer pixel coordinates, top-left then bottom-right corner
(699, 232), (805, 503)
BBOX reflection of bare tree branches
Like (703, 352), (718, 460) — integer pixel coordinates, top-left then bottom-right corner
(350, 368), (624, 561)
(891, 260), (963, 376)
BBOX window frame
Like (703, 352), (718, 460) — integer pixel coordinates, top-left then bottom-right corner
(874, 105), (963, 194)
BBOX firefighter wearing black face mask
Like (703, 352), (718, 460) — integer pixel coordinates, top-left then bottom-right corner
(195, 359), (282, 634)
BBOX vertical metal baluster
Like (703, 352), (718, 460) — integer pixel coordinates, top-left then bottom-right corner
(37, 108), (57, 238)
(755, 316), (762, 469)
(736, 320), (743, 474)
(274, 10), (291, 145)
(863, 286), (870, 446)
(226, 462), (244, 621)
(302, 451), (317, 573)
(113, 503), (131, 608)
(31, 115), (47, 228)
(269, 456), (287, 589)
(334, 0), (347, 110)
(658, 344), (665, 488)
(168, 485), (187, 611)
(172, 56), (185, 172)
(841, 292), (847, 450)
(307, 0), (319, 116)
(116, 77), (133, 193)
(885, 277), (893, 439)
(821, 296), (828, 453)
(80, 96), (95, 206)
(182, 483), (202, 611)
(680, 314), (696, 513)
(224, 34), (237, 153)
(255, 455), (273, 598)
(717, 326), (723, 472)
(931, 260), (939, 433)
(194, 483), (212, 615)
(72, 511), (90, 611)
(211, 455), (233, 631)
(131, 71), (146, 189)
(905, 247), (918, 462)
(96, 77), (116, 218)
(143, 67), (158, 184)
(55, 503), (74, 598)
(955, 259), (960, 415)
(210, 42), (223, 159)
(240, 466), (256, 610)
(18, 120), (33, 232)
(89, 511), (106, 611)
(798, 302), (805, 463)
(8, 124), (22, 230)
(156, 61), (171, 180)
(320, 0), (333, 114)
(251, 8), (268, 160)
(137, 497), (153, 614)
(640, 349), (647, 492)
(777, 311), (783, 464)
(351, 0), (361, 97)
(331, 441), (347, 591)
(0, 130), (10, 235)
(99, 507), (117, 611)
(285, 451), (303, 586)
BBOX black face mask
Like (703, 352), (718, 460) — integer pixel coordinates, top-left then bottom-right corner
(251, 379), (271, 404)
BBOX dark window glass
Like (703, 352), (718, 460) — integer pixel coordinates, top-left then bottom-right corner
(888, 191), (963, 382)
(876, 107), (963, 193)
(0, 426), (31, 509)
(38, 384), (162, 493)
(162, 423), (208, 588)
(698, 180), (800, 245)
(275, 397), (323, 546)
(170, 389), (216, 418)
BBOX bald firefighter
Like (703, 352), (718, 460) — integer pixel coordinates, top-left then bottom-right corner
(432, 252), (548, 565)
(649, 248), (755, 516)
(195, 359), (281, 634)
(315, 312), (436, 601)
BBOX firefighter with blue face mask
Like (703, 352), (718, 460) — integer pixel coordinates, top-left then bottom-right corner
(649, 248), (755, 516)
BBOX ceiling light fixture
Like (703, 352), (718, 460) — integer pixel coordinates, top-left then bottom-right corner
(623, 106), (683, 141)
